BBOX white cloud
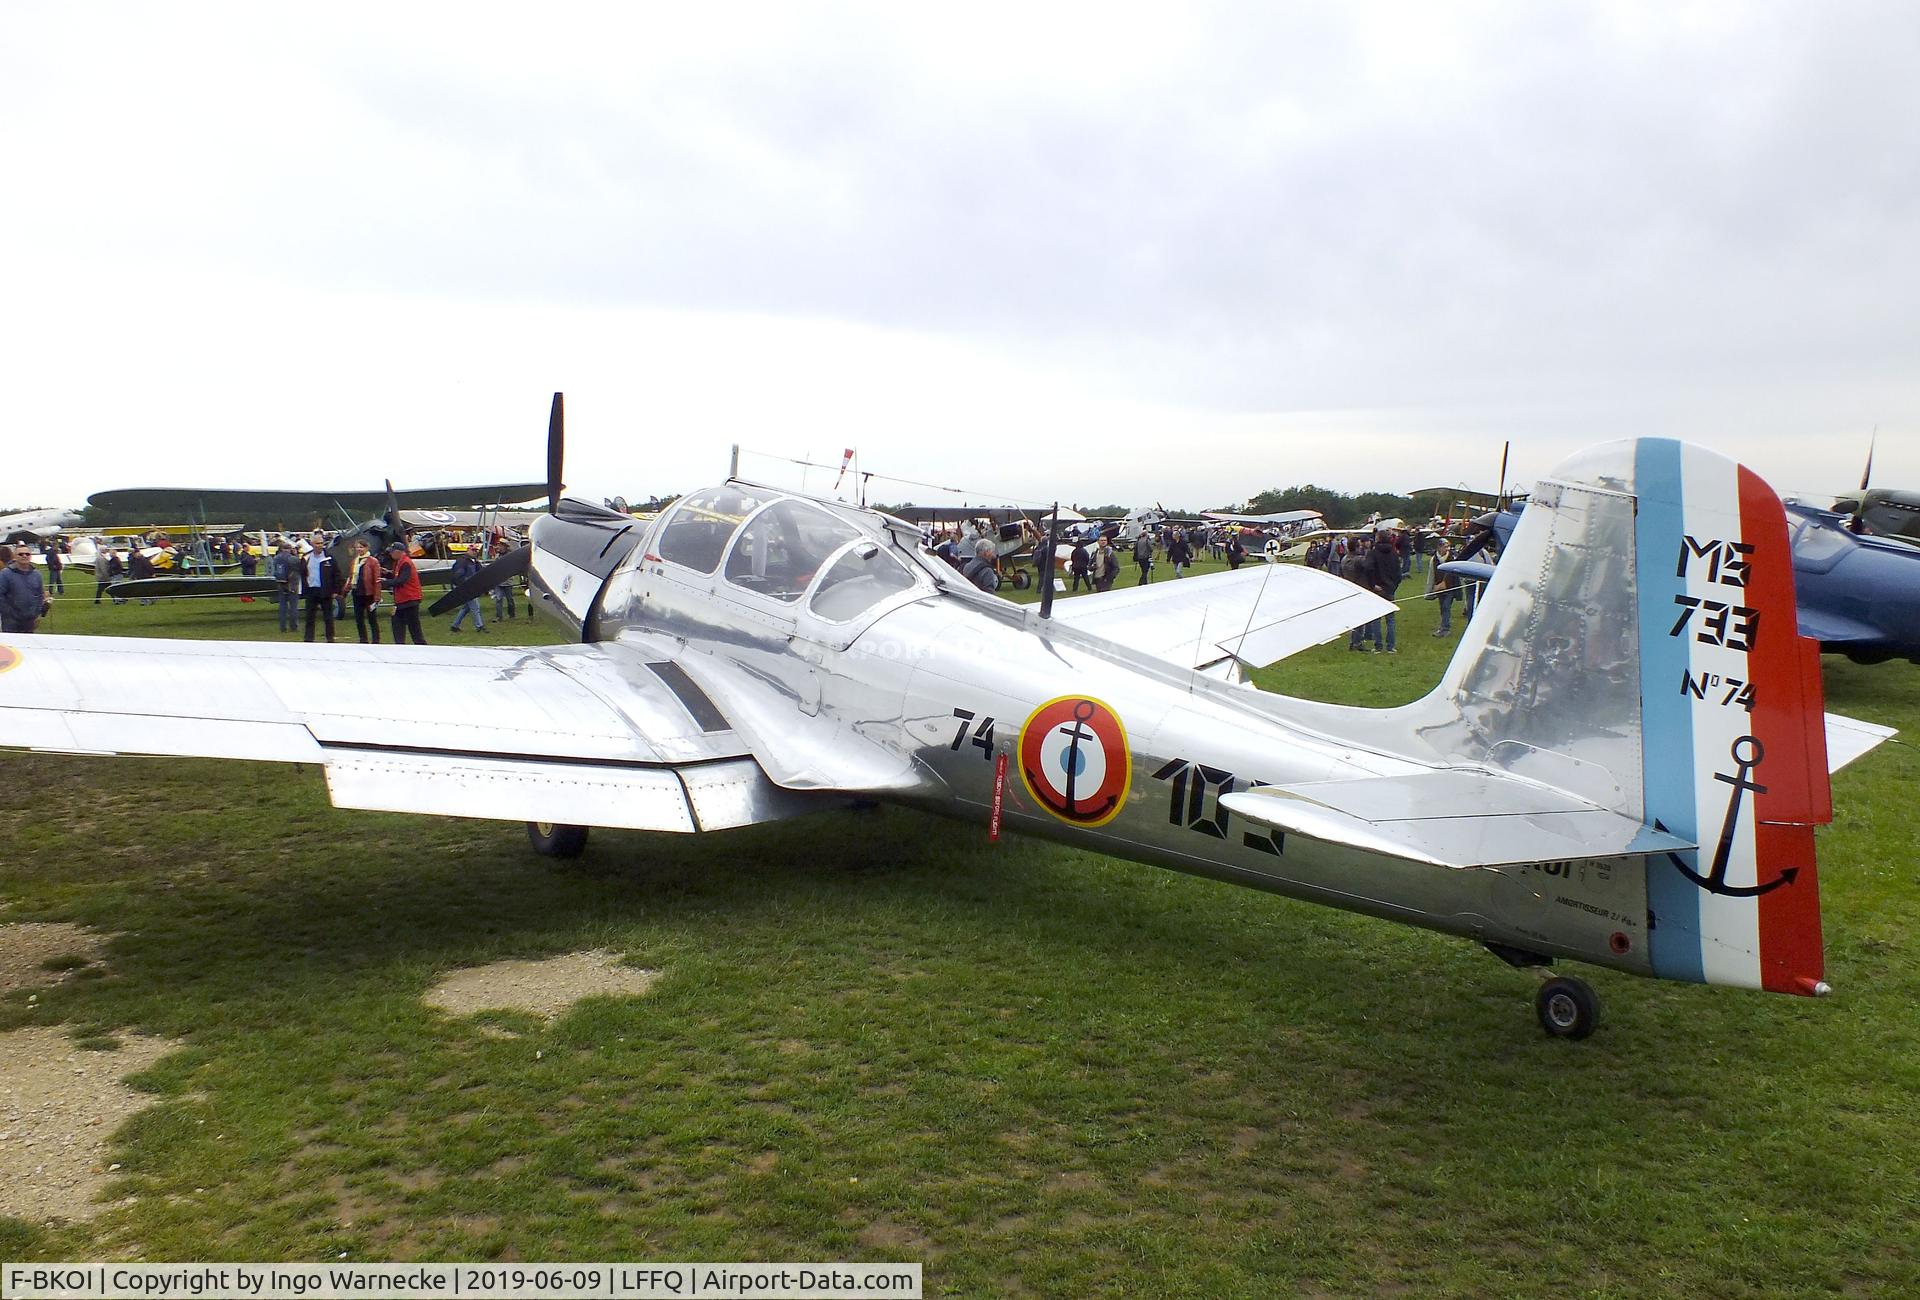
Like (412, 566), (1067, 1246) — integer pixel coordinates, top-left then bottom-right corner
(2, 0), (1916, 509)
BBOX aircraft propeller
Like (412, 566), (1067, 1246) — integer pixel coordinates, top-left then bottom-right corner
(431, 392), (603, 616)
(1847, 426), (1877, 534)
(384, 478), (404, 543)
(548, 392), (564, 514)
(427, 542), (531, 617)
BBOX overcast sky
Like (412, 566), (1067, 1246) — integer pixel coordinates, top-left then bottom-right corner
(3, 1), (1916, 512)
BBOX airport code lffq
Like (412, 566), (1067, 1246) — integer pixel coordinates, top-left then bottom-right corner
(1, 1262), (922, 1300)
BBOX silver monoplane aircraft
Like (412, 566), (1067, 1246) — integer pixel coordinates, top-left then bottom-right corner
(0, 398), (1890, 1037)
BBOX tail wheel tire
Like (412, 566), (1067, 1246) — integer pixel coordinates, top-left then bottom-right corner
(1535, 976), (1599, 1040)
(527, 821), (589, 858)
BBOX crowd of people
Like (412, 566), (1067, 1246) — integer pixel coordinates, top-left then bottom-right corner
(924, 519), (1264, 594)
(265, 531), (526, 645)
(7, 510), (1484, 648)
(0, 530), (529, 646)
(1289, 527), (1461, 652)
(917, 515), (1485, 650)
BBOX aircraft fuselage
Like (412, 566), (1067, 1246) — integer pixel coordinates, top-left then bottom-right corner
(594, 533), (1647, 983)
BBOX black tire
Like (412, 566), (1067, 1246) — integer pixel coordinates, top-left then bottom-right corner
(527, 821), (589, 858)
(1011, 569), (1032, 590)
(1535, 976), (1599, 1040)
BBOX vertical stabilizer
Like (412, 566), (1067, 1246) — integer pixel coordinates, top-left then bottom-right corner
(1412, 439), (1829, 994)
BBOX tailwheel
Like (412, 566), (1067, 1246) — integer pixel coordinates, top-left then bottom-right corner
(1535, 976), (1599, 1040)
(527, 821), (589, 858)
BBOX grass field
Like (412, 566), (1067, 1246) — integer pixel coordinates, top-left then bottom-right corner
(1, 564), (1916, 1297)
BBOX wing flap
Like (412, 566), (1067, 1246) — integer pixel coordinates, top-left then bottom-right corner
(1048, 566), (1395, 670)
(323, 749), (700, 832)
(1219, 769), (1696, 869)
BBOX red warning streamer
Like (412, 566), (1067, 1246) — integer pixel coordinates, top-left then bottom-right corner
(989, 753), (1008, 842)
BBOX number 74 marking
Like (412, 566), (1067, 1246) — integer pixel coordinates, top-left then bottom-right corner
(950, 708), (997, 759)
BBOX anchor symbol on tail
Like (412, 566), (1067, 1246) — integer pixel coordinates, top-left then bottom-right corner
(1656, 735), (1799, 898)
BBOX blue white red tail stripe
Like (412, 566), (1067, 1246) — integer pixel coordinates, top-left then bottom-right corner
(1633, 439), (1828, 993)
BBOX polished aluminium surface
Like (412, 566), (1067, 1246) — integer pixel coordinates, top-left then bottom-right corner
(0, 632), (798, 835)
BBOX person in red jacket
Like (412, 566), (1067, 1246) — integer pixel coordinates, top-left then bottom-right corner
(385, 542), (427, 645)
(347, 538), (383, 643)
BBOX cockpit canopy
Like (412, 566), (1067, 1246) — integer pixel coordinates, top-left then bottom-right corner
(653, 484), (925, 622)
(724, 499), (858, 602)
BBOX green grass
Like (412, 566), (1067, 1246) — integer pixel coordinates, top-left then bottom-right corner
(0, 571), (1916, 1296)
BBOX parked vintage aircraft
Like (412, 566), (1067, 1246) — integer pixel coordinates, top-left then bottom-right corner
(1448, 499), (1920, 665)
(1201, 508), (1327, 532)
(1800, 429), (1920, 545)
(1821, 488), (1920, 543)
(86, 483), (546, 530)
(0, 506), (85, 544)
(101, 487), (511, 602)
(0, 400), (1891, 1038)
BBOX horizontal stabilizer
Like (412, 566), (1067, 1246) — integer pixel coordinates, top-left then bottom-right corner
(1218, 769), (1695, 870)
(1048, 565), (1395, 670)
(1824, 712), (1896, 774)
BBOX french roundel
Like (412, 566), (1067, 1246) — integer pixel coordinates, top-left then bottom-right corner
(1017, 695), (1131, 828)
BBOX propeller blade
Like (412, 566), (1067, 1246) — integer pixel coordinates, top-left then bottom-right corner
(428, 544), (531, 617)
(1497, 440), (1510, 505)
(547, 392), (565, 514)
(384, 478), (402, 543)
(1846, 425), (1880, 535)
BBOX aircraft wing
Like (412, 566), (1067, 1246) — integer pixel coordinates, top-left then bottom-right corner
(1200, 509), (1325, 527)
(0, 635), (816, 834)
(398, 508), (545, 529)
(86, 484), (548, 522)
(1048, 566), (1395, 671)
(1218, 769), (1696, 869)
(1825, 713), (1896, 773)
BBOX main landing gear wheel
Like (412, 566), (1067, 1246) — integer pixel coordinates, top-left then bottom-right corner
(1535, 976), (1600, 1040)
(527, 821), (589, 858)
(1011, 569), (1032, 590)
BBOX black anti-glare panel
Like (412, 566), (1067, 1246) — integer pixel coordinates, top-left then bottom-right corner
(645, 661), (732, 733)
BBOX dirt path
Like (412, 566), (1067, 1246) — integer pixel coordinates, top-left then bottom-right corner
(0, 922), (109, 995)
(0, 923), (175, 1222)
(423, 949), (659, 1020)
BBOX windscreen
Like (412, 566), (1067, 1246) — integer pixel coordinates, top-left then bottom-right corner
(723, 500), (858, 602)
(656, 486), (774, 574)
(810, 544), (918, 621)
